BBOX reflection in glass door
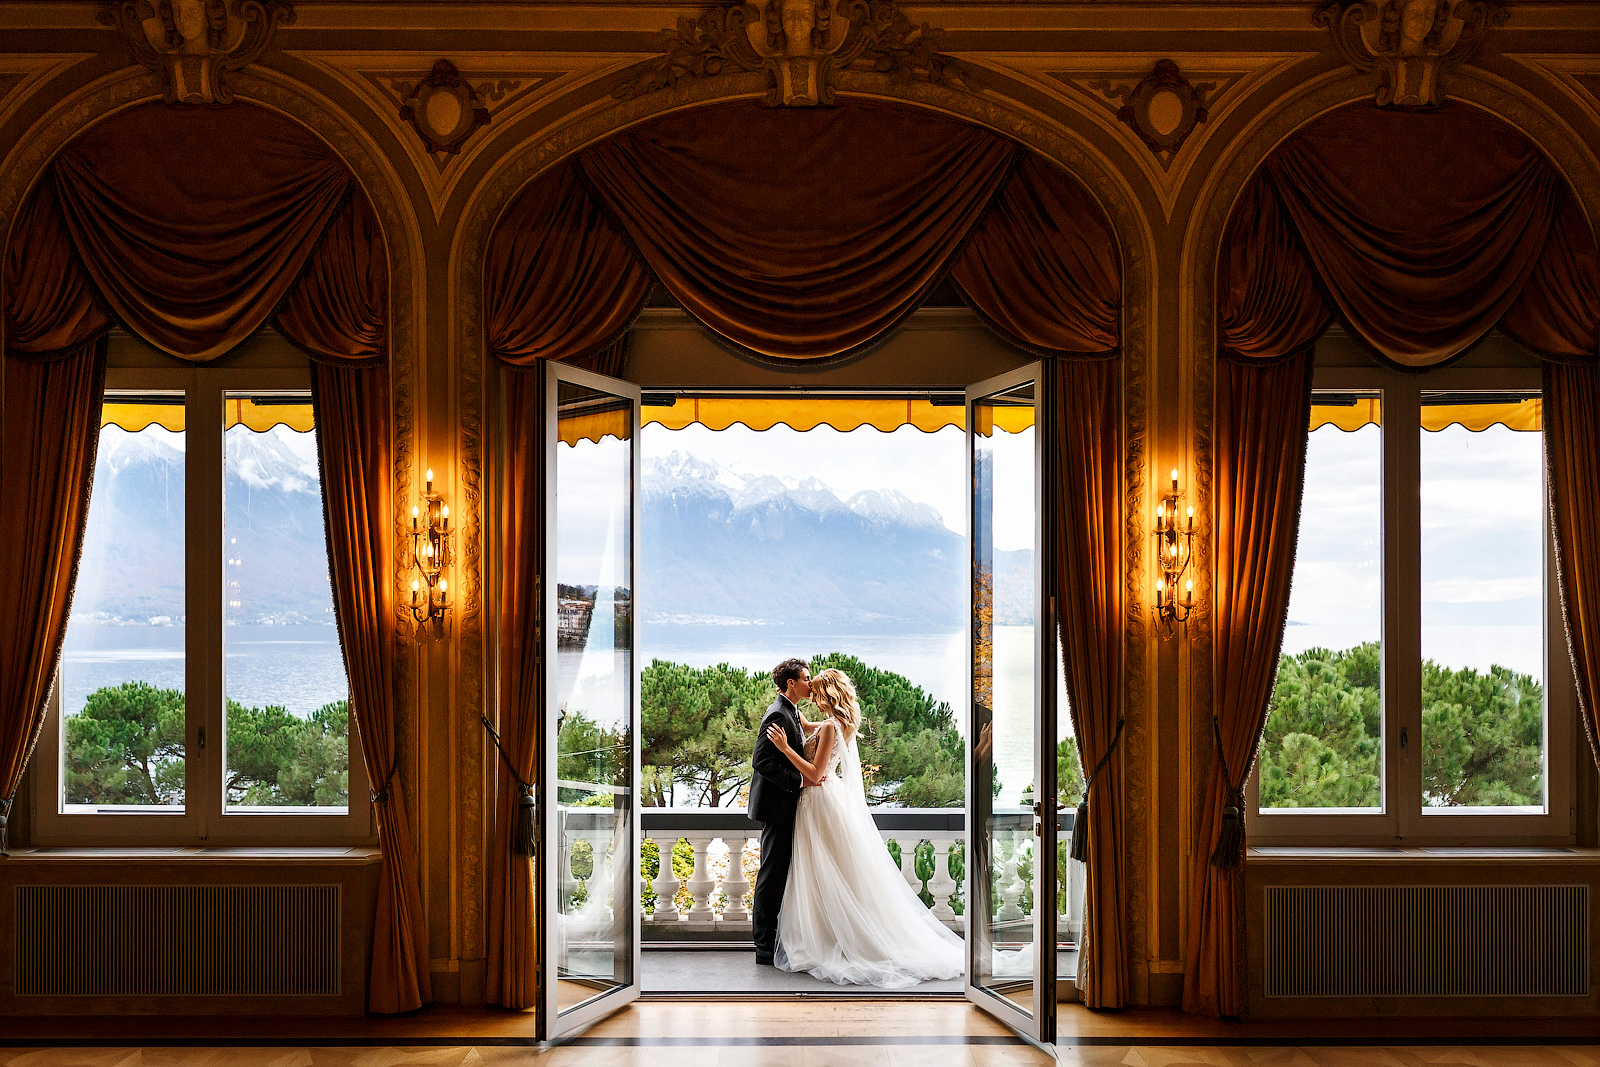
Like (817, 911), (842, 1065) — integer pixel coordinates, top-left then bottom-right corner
(966, 364), (1055, 1045)
(542, 362), (641, 1039)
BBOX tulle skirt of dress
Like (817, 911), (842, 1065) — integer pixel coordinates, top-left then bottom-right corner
(774, 766), (964, 988)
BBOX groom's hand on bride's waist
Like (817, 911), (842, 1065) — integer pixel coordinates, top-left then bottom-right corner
(803, 774), (827, 788)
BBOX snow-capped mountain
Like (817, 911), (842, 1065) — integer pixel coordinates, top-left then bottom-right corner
(642, 451), (1021, 628)
(72, 426), (334, 625)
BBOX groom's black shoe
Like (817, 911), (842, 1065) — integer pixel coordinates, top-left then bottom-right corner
(755, 955), (774, 966)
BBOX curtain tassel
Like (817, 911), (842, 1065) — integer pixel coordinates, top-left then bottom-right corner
(1068, 796), (1090, 862)
(515, 788), (536, 857)
(0, 795), (11, 857)
(483, 715), (536, 860)
(1209, 789), (1247, 868)
(1068, 717), (1124, 865)
(1208, 717), (1246, 867)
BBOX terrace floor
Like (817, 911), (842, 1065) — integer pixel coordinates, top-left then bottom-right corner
(640, 948), (1078, 997)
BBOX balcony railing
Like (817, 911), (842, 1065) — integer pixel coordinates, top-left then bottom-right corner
(555, 806), (1084, 945)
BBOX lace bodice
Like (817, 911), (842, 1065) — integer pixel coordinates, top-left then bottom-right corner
(802, 718), (847, 775)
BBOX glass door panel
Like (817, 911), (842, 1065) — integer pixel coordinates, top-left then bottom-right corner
(966, 363), (1055, 1045)
(542, 362), (642, 1039)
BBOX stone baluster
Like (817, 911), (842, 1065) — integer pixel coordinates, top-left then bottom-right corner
(997, 831), (1026, 922)
(641, 835), (654, 914)
(558, 815), (578, 914)
(650, 834), (682, 923)
(720, 835), (752, 922)
(888, 836), (918, 889)
(927, 833), (957, 923)
(684, 833), (718, 922)
(594, 826), (616, 922)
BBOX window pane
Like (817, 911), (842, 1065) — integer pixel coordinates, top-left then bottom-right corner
(222, 396), (350, 813)
(1420, 394), (1545, 814)
(60, 395), (187, 813)
(1259, 394), (1383, 812)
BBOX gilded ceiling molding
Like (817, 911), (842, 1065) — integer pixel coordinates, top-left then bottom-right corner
(613, 0), (982, 107)
(98, 0), (294, 105)
(451, 66), (1156, 991)
(396, 59), (493, 157)
(1117, 60), (1209, 158)
(1315, 0), (1509, 107)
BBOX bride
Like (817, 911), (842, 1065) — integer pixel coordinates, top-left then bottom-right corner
(762, 667), (964, 988)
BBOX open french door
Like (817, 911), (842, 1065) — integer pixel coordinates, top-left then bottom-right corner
(965, 362), (1058, 1047)
(539, 360), (643, 1041)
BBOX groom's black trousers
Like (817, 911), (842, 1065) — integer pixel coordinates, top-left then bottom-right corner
(752, 815), (795, 960)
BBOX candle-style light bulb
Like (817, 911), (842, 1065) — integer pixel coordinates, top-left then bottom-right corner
(1156, 579), (1164, 592)
(1170, 468), (1179, 490)
(441, 505), (449, 520)
(426, 468), (434, 492)
(439, 579), (447, 593)
(1156, 504), (1164, 519)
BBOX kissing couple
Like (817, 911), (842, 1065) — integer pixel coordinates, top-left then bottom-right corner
(746, 658), (963, 988)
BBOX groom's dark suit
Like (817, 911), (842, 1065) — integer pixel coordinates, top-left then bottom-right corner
(748, 692), (805, 962)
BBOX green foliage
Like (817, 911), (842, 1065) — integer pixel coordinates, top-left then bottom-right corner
(810, 653), (965, 807)
(913, 839), (935, 907)
(557, 709), (627, 805)
(1258, 642), (1543, 809)
(1057, 737), (1085, 808)
(64, 682), (348, 808)
(64, 682), (185, 805)
(226, 698), (349, 807)
(641, 660), (770, 806)
(640, 654), (967, 808)
(885, 838), (902, 868)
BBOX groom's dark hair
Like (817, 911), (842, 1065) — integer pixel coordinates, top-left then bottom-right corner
(772, 658), (809, 692)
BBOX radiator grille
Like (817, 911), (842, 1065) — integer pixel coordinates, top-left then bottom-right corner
(15, 884), (341, 996)
(1264, 884), (1589, 998)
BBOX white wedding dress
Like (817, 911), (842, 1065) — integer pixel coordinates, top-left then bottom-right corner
(775, 719), (965, 988)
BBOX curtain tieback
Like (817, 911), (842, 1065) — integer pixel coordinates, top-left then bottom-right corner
(1068, 716), (1125, 863)
(1209, 716), (1248, 868)
(481, 716), (536, 858)
(370, 761), (399, 806)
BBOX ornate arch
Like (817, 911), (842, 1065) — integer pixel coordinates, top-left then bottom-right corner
(448, 67), (1161, 976)
(0, 60), (427, 860)
(1176, 57), (1600, 959)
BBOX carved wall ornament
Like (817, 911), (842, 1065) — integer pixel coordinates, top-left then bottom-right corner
(99, 0), (294, 105)
(1316, 0), (1510, 107)
(1116, 60), (1209, 157)
(614, 0), (982, 107)
(396, 60), (493, 155)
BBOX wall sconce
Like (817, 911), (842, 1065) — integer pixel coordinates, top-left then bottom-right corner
(410, 467), (454, 623)
(1154, 467), (1195, 633)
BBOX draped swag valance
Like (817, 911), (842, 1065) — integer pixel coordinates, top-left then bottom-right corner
(486, 101), (1122, 365)
(1190, 102), (1600, 1021)
(1218, 102), (1600, 369)
(4, 101), (387, 365)
(487, 101), (1132, 1015)
(2, 102), (423, 1015)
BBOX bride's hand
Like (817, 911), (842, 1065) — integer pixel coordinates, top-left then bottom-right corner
(765, 723), (791, 752)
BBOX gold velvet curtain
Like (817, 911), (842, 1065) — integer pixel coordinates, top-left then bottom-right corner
(1191, 101), (1600, 1018)
(0, 341), (106, 854)
(3, 101), (423, 1013)
(1048, 359), (1127, 1008)
(482, 100), (1127, 1010)
(1183, 354), (1312, 1018)
(311, 364), (430, 1013)
(486, 369), (542, 1009)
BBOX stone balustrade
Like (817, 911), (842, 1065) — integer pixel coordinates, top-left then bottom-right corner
(551, 807), (1084, 944)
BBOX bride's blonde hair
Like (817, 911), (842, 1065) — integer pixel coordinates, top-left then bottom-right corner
(809, 668), (862, 741)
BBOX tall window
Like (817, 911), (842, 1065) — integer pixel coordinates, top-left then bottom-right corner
(1252, 351), (1573, 844)
(35, 354), (370, 845)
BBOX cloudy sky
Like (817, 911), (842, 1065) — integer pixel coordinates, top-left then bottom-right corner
(1286, 421), (1546, 678)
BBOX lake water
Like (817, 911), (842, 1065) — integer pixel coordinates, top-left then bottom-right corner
(60, 623), (349, 718)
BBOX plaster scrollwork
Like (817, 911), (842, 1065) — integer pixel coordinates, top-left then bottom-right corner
(613, 0), (982, 107)
(99, 0), (295, 105)
(1315, 0), (1509, 107)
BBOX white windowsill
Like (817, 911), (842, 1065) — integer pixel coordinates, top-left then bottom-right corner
(2, 846), (381, 864)
(1250, 846), (1600, 864)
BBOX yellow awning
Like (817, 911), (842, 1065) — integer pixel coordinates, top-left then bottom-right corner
(1310, 400), (1542, 433)
(559, 407), (631, 448)
(101, 399), (314, 433)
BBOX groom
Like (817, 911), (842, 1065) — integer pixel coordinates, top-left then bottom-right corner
(748, 657), (818, 965)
